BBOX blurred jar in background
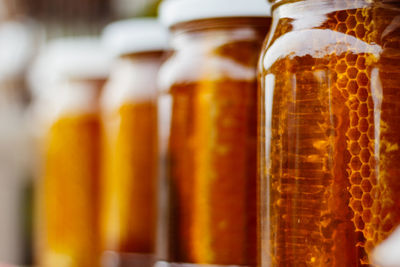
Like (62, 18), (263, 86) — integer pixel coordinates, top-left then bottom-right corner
(0, 1), (42, 263)
(157, 0), (271, 265)
(259, 0), (400, 266)
(30, 38), (111, 267)
(100, 19), (168, 267)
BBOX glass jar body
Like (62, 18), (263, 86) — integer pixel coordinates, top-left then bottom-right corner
(259, 1), (400, 266)
(158, 17), (271, 266)
(100, 52), (162, 266)
(36, 79), (104, 267)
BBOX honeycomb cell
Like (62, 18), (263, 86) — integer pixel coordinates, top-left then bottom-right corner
(367, 126), (374, 139)
(359, 134), (369, 148)
(361, 179), (372, 193)
(350, 157), (362, 171)
(360, 148), (371, 163)
(357, 72), (369, 87)
(357, 87), (368, 102)
(369, 156), (376, 169)
(346, 15), (357, 29)
(350, 199), (363, 212)
(355, 214), (365, 230)
(358, 103), (368, 117)
(336, 11), (348, 22)
(348, 67), (358, 79)
(368, 110), (374, 120)
(351, 185), (363, 199)
(356, 56), (366, 70)
(370, 187), (379, 199)
(363, 209), (372, 223)
(356, 24), (366, 38)
(336, 60), (348, 74)
(367, 97), (374, 109)
(358, 118), (369, 133)
(337, 22), (348, 33)
(349, 128), (362, 140)
(372, 217), (380, 228)
(365, 225), (375, 240)
(346, 53), (357, 65)
(351, 172), (363, 185)
(372, 202), (382, 215)
(348, 80), (358, 94)
(350, 111), (359, 127)
(370, 174), (378, 186)
(349, 97), (359, 110)
(350, 141), (361, 155)
(337, 75), (349, 88)
(355, 10), (366, 23)
(361, 164), (371, 178)
(362, 194), (373, 209)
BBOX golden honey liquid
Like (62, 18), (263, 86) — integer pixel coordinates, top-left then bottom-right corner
(259, 1), (400, 266)
(159, 18), (271, 265)
(38, 114), (100, 267)
(101, 102), (158, 254)
(165, 80), (258, 265)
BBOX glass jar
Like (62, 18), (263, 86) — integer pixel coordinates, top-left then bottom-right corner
(31, 38), (111, 267)
(100, 19), (168, 267)
(0, 19), (40, 265)
(259, 0), (400, 266)
(158, 0), (271, 266)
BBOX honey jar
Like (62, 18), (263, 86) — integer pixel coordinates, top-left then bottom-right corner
(100, 19), (168, 267)
(31, 38), (111, 267)
(259, 0), (400, 266)
(158, 0), (271, 265)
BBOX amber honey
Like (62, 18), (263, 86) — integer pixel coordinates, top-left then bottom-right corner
(39, 114), (101, 267)
(99, 49), (164, 266)
(259, 0), (400, 266)
(158, 17), (271, 265)
(35, 78), (106, 267)
(101, 101), (158, 254)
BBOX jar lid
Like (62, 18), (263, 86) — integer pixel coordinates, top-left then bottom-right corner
(29, 37), (111, 96)
(159, 0), (272, 28)
(102, 18), (169, 56)
(0, 20), (39, 81)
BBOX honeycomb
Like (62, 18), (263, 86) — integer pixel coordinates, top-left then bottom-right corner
(260, 1), (400, 266)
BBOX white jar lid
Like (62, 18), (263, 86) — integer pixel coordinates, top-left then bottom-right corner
(29, 37), (112, 96)
(0, 20), (39, 82)
(102, 18), (169, 57)
(159, 0), (272, 28)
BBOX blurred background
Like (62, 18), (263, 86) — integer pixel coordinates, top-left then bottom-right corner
(0, 0), (160, 265)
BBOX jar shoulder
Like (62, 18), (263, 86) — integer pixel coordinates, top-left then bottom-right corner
(159, 40), (262, 92)
(261, 4), (400, 73)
